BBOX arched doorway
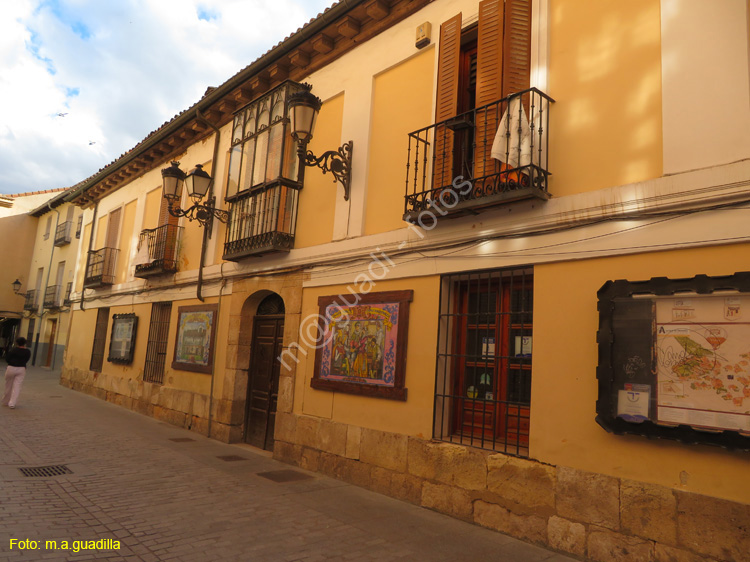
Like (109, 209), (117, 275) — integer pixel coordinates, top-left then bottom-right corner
(244, 293), (285, 450)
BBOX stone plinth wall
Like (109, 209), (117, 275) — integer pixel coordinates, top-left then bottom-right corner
(273, 413), (750, 562)
(60, 366), (244, 443)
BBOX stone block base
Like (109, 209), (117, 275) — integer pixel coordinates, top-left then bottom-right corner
(274, 413), (749, 562)
(60, 366), (238, 443)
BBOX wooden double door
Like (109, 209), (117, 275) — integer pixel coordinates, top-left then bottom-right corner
(244, 315), (284, 450)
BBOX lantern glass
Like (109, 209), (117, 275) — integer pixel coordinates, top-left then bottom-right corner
(161, 161), (185, 201)
(185, 164), (212, 201)
(288, 90), (322, 144)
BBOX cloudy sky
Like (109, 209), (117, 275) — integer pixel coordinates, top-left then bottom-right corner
(0, 0), (334, 195)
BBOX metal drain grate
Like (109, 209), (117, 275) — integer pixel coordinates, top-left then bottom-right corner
(19, 465), (72, 478)
(257, 469), (313, 483)
(216, 455), (247, 462)
(169, 438), (196, 443)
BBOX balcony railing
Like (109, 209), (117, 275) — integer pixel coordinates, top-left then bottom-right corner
(134, 224), (183, 278)
(44, 285), (62, 309)
(23, 290), (37, 311)
(54, 221), (73, 246)
(223, 180), (300, 261)
(404, 88), (554, 221)
(84, 247), (118, 288)
(63, 282), (73, 306)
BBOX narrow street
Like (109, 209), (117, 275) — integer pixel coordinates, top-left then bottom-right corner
(0, 366), (576, 562)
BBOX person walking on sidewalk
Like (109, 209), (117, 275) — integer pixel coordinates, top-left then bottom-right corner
(2, 337), (31, 409)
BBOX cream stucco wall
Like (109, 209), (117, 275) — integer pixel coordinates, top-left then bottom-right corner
(661, 0), (750, 174)
(548, 0), (663, 197)
(533, 243), (750, 504)
(365, 48), (436, 236)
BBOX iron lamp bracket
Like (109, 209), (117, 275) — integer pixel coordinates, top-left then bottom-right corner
(167, 195), (229, 237)
(304, 141), (353, 201)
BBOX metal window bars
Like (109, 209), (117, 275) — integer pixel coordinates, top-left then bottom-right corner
(143, 302), (172, 384)
(433, 267), (533, 456)
(54, 221), (73, 246)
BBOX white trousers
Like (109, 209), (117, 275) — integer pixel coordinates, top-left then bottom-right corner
(2, 366), (26, 407)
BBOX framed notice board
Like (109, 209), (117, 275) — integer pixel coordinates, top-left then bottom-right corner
(597, 272), (750, 450)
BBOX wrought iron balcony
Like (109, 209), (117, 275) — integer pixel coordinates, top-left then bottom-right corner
(44, 285), (62, 309)
(54, 220), (73, 246)
(223, 180), (300, 261)
(404, 88), (554, 222)
(134, 224), (183, 278)
(63, 282), (73, 306)
(84, 247), (118, 288)
(23, 290), (37, 311)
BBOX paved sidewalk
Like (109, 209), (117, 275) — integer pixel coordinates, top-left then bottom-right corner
(0, 366), (578, 562)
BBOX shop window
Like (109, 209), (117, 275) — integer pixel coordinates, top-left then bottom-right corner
(434, 267), (532, 455)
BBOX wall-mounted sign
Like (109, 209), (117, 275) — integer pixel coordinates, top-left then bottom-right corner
(107, 313), (138, 364)
(173, 304), (218, 374)
(597, 272), (750, 450)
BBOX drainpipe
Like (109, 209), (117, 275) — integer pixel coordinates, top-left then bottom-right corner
(193, 108), (221, 304)
(33, 202), (60, 366)
(80, 202), (99, 312)
(194, 108), (221, 439)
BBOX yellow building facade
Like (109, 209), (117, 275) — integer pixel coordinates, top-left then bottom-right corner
(19, 194), (84, 369)
(60, 1), (750, 560)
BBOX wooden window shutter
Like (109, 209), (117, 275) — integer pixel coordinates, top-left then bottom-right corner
(432, 13), (462, 192)
(501, 0), (532, 98)
(475, 0), (505, 178)
(475, 0), (532, 179)
(106, 208), (121, 248)
(158, 194), (179, 227)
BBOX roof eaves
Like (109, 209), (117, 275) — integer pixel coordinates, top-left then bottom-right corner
(65, 0), (363, 205)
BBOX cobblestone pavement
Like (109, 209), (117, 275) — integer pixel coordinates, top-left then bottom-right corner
(0, 366), (577, 562)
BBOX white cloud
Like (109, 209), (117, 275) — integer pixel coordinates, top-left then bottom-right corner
(0, 0), (333, 194)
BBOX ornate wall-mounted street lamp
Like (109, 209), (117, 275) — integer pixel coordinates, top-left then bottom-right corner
(161, 162), (229, 237)
(12, 279), (22, 295)
(288, 89), (353, 201)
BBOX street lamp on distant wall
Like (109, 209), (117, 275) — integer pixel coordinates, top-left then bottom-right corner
(12, 279), (22, 295)
(288, 88), (353, 201)
(161, 162), (229, 237)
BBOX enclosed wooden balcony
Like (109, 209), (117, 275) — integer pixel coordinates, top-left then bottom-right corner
(134, 224), (182, 278)
(84, 247), (118, 288)
(404, 88), (554, 222)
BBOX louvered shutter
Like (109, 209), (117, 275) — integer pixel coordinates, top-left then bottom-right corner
(501, 0), (532, 98)
(432, 13), (462, 193)
(475, 0), (505, 179)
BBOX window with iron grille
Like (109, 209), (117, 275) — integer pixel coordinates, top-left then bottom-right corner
(89, 307), (110, 372)
(434, 267), (532, 456)
(75, 215), (83, 238)
(143, 302), (172, 384)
